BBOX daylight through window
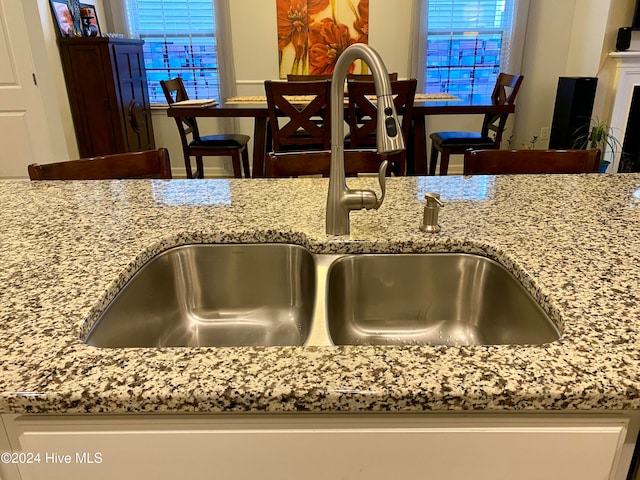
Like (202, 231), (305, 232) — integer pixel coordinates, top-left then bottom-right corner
(426, 0), (516, 96)
(124, 0), (219, 103)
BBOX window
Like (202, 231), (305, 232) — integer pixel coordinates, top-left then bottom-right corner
(423, 0), (526, 96)
(123, 0), (219, 103)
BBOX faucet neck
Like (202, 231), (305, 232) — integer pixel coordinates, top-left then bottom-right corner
(329, 44), (393, 154)
(326, 43), (402, 236)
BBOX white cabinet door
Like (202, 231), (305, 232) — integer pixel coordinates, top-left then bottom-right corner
(0, 416), (19, 480)
(6, 415), (629, 480)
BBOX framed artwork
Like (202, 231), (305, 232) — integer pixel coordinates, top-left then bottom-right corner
(276, 0), (369, 78)
(79, 4), (101, 37)
(49, 0), (75, 37)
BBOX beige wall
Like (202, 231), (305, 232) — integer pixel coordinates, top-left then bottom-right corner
(32, 0), (107, 162)
(27, 0), (639, 176)
(152, 0), (418, 176)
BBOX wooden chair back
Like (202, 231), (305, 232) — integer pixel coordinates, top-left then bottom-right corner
(463, 149), (601, 175)
(160, 77), (202, 146)
(286, 73), (398, 82)
(286, 74), (333, 81)
(266, 150), (388, 178)
(264, 80), (332, 152)
(346, 79), (417, 175)
(28, 148), (172, 180)
(347, 72), (399, 82)
(481, 73), (524, 148)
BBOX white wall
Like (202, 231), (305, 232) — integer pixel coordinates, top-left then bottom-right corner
(515, 0), (636, 151)
(21, 0), (637, 177)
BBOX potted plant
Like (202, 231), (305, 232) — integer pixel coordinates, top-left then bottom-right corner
(571, 117), (622, 172)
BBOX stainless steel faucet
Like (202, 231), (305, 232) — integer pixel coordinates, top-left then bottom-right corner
(325, 43), (405, 236)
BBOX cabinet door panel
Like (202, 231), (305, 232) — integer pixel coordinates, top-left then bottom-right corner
(112, 44), (155, 152)
(58, 38), (155, 158)
(11, 417), (627, 480)
(62, 45), (120, 157)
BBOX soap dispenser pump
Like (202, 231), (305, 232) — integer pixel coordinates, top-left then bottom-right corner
(420, 192), (443, 233)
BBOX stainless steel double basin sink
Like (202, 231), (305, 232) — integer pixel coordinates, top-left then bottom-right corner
(85, 244), (561, 348)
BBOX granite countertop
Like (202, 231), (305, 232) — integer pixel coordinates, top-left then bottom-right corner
(1, 174), (639, 414)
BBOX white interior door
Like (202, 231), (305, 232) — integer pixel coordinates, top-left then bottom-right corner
(0, 0), (55, 178)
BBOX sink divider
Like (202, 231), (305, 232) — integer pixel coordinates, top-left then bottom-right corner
(306, 254), (343, 347)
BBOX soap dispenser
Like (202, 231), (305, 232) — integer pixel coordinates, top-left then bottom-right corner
(420, 192), (443, 233)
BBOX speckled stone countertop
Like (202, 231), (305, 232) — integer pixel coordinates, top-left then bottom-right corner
(1, 174), (639, 414)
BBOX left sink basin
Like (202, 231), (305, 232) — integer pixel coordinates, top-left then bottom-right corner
(86, 244), (316, 347)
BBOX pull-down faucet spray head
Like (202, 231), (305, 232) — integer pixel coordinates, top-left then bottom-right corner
(374, 91), (405, 155)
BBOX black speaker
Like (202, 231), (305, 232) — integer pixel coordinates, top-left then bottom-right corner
(549, 77), (598, 150)
(617, 27), (632, 51)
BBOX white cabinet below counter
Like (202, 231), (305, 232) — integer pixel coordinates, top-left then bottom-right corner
(0, 414), (632, 480)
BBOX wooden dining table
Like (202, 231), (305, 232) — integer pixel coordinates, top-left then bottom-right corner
(167, 94), (515, 177)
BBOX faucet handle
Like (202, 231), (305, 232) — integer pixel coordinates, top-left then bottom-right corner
(374, 160), (388, 209)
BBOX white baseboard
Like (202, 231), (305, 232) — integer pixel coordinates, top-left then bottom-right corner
(173, 165), (236, 179)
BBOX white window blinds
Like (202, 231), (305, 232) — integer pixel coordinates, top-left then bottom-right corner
(123, 0), (219, 103)
(425, 0), (526, 96)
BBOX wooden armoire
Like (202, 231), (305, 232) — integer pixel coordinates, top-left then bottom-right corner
(57, 37), (155, 158)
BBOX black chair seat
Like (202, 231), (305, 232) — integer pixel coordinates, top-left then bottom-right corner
(430, 132), (496, 148)
(191, 134), (250, 149)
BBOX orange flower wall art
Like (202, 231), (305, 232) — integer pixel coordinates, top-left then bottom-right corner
(276, 0), (369, 78)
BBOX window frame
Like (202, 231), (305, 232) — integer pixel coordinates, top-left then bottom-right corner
(108, 0), (225, 105)
(411, 0), (529, 95)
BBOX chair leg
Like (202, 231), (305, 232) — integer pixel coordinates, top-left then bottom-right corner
(439, 149), (451, 176)
(429, 143), (439, 175)
(184, 156), (194, 179)
(241, 147), (250, 178)
(230, 151), (242, 178)
(195, 157), (204, 179)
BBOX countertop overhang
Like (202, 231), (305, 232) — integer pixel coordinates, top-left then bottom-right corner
(1, 174), (639, 414)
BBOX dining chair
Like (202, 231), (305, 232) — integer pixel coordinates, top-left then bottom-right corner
(28, 148), (173, 180)
(346, 78), (417, 176)
(264, 80), (332, 154)
(160, 77), (250, 179)
(265, 149), (389, 177)
(463, 148), (601, 175)
(429, 73), (524, 175)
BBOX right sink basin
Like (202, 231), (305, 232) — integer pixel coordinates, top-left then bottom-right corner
(326, 253), (560, 346)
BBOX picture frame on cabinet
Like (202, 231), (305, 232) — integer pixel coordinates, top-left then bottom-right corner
(49, 0), (75, 37)
(79, 4), (102, 37)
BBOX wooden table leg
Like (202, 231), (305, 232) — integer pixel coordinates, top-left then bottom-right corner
(252, 117), (267, 178)
(412, 115), (427, 175)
